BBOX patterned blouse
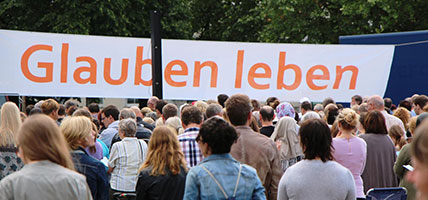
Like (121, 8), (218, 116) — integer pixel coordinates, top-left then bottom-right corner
(0, 145), (24, 180)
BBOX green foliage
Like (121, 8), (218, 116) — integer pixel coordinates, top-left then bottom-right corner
(1, 0), (428, 43)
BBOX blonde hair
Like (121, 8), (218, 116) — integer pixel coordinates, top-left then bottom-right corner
(143, 117), (154, 124)
(195, 101), (209, 115)
(41, 99), (59, 115)
(393, 107), (411, 130)
(17, 114), (74, 170)
(337, 108), (359, 130)
(0, 102), (22, 146)
(139, 126), (187, 176)
(408, 116), (418, 135)
(60, 116), (93, 150)
(165, 116), (183, 135)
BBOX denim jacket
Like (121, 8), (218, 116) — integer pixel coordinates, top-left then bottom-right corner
(183, 154), (266, 200)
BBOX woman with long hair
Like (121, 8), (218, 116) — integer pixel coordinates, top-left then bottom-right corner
(278, 118), (355, 200)
(136, 126), (187, 200)
(0, 114), (92, 199)
(0, 102), (24, 180)
(359, 111), (398, 193)
(333, 108), (367, 199)
(61, 116), (109, 200)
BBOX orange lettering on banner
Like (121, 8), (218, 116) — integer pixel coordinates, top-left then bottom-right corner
(134, 46), (152, 86)
(103, 58), (129, 85)
(306, 65), (330, 90)
(74, 56), (97, 84)
(248, 63), (271, 89)
(21, 44), (53, 83)
(193, 61), (218, 87)
(333, 65), (358, 89)
(235, 50), (244, 88)
(60, 43), (69, 83)
(165, 60), (188, 87)
(277, 52), (302, 90)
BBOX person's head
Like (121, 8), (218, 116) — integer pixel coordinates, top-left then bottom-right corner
(194, 101), (209, 116)
(407, 121), (428, 198)
(141, 107), (152, 117)
(407, 116), (417, 137)
(324, 103), (339, 125)
(251, 99), (261, 112)
(197, 117), (238, 156)
(181, 106), (203, 129)
(367, 95), (384, 111)
(64, 99), (79, 116)
(266, 97), (280, 110)
(165, 116), (183, 135)
(34, 100), (45, 110)
(413, 95), (428, 115)
(299, 118), (333, 162)
(300, 101), (312, 115)
(60, 116), (94, 150)
(101, 105), (119, 127)
(143, 117), (155, 125)
(225, 94), (252, 126)
(260, 106), (275, 122)
(276, 102), (296, 119)
(162, 103), (178, 121)
(29, 108), (42, 116)
(388, 125), (406, 150)
(88, 103), (100, 114)
(139, 126), (187, 176)
(384, 98), (393, 109)
(130, 106), (143, 118)
(72, 108), (93, 120)
(217, 94), (229, 108)
(41, 99), (59, 120)
(399, 100), (412, 112)
(322, 97), (335, 108)
(118, 118), (137, 138)
(17, 114), (74, 169)
(300, 111), (321, 125)
(58, 105), (66, 117)
(351, 95), (363, 106)
(393, 107), (411, 130)
(358, 112), (367, 134)
(358, 103), (369, 114)
(155, 99), (168, 117)
(119, 108), (137, 120)
(416, 113), (428, 128)
(0, 102), (22, 146)
(363, 111), (387, 134)
(147, 96), (159, 111)
(336, 108), (359, 131)
(314, 104), (324, 112)
(25, 105), (34, 116)
(206, 104), (223, 119)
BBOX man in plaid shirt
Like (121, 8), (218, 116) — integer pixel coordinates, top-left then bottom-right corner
(178, 106), (204, 168)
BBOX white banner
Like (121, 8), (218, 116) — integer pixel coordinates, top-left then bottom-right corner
(0, 29), (395, 102)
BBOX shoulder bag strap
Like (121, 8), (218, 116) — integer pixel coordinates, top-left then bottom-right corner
(200, 165), (229, 199)
(232, 164), (242, 198)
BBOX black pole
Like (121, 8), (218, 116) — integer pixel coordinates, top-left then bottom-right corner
(150, 10), (163, 99)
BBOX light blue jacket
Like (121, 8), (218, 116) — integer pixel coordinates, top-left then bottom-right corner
(98, 120), (119, 149)
(184, 153), (266, 200)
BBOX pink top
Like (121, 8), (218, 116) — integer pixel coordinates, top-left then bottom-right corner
(333, 136), (367, 198)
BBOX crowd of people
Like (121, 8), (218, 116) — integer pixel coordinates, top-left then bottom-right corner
(0, 93), (428, 200)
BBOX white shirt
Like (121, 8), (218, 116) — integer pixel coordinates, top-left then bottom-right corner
(109, 137), (147, 192)
(381, 110), (405, 133)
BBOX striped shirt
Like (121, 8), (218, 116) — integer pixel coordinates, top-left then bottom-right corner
(109, 137), (147, 192)
(178, 127), (203, 168)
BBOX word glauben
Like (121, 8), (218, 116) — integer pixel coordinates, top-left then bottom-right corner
(21, 43), (358, 90)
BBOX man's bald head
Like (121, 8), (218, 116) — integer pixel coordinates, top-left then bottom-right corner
(130, 106), (143, 118)
(367, 95), (384, 111)
(147, 96), (159, 111)
(260, 106), (275, 122)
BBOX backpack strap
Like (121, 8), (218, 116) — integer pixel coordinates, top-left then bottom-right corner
(232, 164), (242, 198)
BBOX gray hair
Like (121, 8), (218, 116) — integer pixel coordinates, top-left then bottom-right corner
(313, 104), (324, 112)
(119, 118), (137, 137)
(300, 111), (321, 124)
(368, 95), (384, 110)
(120, 108), (136, 120)
(206, 104), (223, 119)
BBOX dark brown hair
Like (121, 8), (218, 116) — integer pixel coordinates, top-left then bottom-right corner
(363, 111), (387, 134)
(299, 118), (333, 162)
(225, 94), (252, 126)
(181, 106), (203, 126)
